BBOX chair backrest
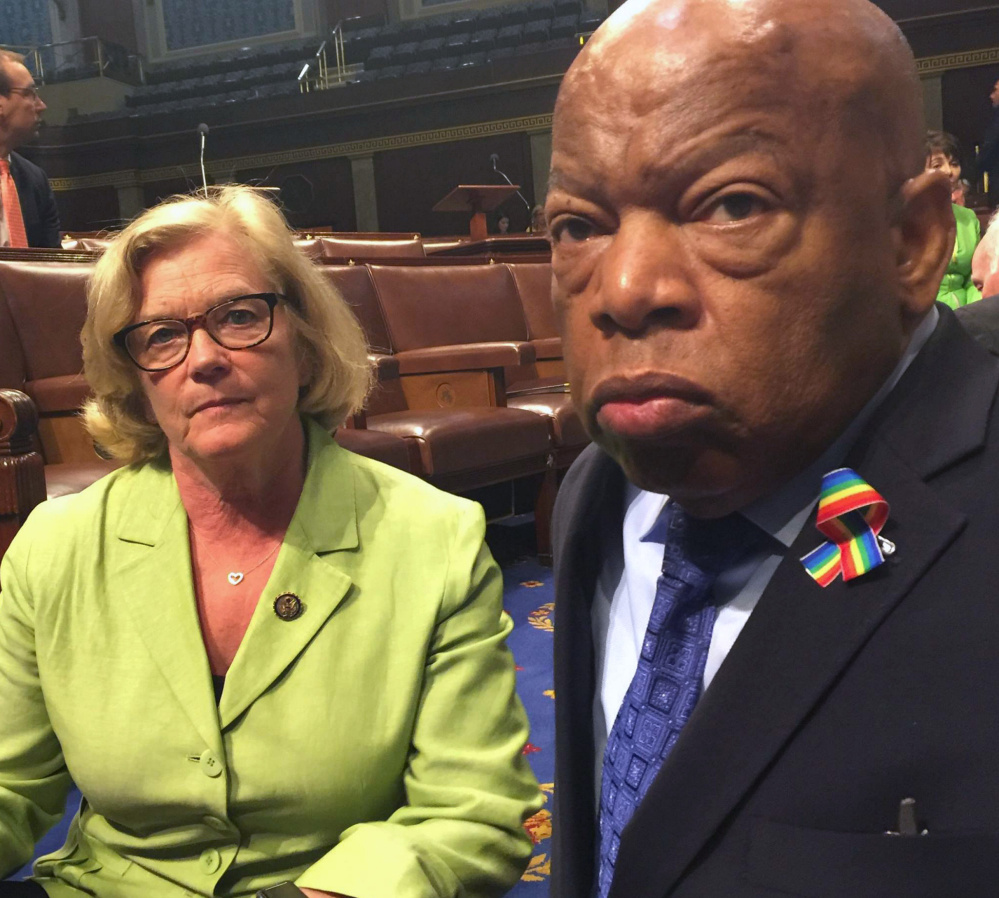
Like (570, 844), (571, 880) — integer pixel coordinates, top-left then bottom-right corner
(293, 238), (326, 260)
(507, 262), (557, 339)
(318, 264), (394, 354)
(318, 235), (426, 260)
(0, 260), (93, 395)
(367, 263), (530, 351)
(78, 237), (114, 251)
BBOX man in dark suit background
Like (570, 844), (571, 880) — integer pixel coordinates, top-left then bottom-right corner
(0, 50), (60, 248)
(546, 0), (999, 895)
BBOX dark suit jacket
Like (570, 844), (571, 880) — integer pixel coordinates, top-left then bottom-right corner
(8, 151), (60, 248)
(551, 308), (999, 898)
(956, 293), (999, 356)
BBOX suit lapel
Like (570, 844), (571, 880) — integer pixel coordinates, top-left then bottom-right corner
(553, 445), (626, 897)
(112, 461), (223, 752)
(610, 314), (999, 898)
(219, 424), (357, 729)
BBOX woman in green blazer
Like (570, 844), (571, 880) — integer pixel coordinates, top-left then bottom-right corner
(0, 187), (541, 898)
(926, 131), (982, 308)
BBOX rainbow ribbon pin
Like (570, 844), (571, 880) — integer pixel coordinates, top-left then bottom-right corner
(800, 468), (890, 587)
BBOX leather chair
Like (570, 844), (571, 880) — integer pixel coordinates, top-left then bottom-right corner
(321, 263), (553, 495)
(316, 235), (426, 262)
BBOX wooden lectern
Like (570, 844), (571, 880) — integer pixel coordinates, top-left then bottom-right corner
(433, 185), (519, 241)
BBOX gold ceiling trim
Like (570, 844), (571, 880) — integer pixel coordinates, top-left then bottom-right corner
(48, 113), (555, 192)
(917, 47), (999, 76)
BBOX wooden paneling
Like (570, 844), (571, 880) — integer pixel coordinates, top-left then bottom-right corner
(236, 158), (357, 231)
(942, 65), (999, 183)
(399, 370), (502, 410)
(37, 415), (97, 466)
(55, 186), (121, 233)
(143, 177), (198, 209)
(374, 131), (534, 236)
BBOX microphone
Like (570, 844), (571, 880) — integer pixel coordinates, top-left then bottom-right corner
(489, 152), (532, 213)
(197, 123), (209, 194)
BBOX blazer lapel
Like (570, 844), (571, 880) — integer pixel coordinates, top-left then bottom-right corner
(219, 428), (357, 729)
(112, 462), (223, 753)
(610, 313), (999, 898)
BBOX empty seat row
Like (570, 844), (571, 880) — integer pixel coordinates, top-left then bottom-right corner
(127, 61), (302, 107)
(144, 38), (317, 85)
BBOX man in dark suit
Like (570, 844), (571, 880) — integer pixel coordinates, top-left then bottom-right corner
(546, 0), (999, 895)
(0, 50), (60, 248)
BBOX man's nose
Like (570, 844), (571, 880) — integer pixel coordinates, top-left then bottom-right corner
(591, 212), (700, 334)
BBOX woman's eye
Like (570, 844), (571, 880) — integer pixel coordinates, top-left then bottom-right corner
(219, 305), (261, 327)
(146, 325), (183, 347)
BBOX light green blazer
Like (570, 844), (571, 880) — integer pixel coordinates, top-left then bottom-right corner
(936, 203), (982, 309)
(0, 419), (541, 898)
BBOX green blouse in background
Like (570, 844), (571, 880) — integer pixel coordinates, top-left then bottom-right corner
(936, 203), (982, 309)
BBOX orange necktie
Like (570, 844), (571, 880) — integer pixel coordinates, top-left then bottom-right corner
(0, 158), (28, 248)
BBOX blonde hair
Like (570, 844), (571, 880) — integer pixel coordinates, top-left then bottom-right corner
(81, 185), (372, 463)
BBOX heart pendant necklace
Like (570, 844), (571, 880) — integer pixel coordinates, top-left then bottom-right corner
(227, 542), (280, 587)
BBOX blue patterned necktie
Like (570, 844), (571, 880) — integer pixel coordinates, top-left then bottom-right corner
(597, 503), (762, 898)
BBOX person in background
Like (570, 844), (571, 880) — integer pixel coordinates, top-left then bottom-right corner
(978, 77), (999, 205)
(0, 185), (541, 898)
(546, 0), (999, 894)
(0, 50), (59, 248)
(952, 178), (971, 207)
(926, 130), (981, 308)
(497, 213), (511, 234)
(529, 205), (547, 237)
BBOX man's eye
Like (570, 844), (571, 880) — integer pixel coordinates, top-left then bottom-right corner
(703, 193), (768, 223)
(551, 217), (596, 244)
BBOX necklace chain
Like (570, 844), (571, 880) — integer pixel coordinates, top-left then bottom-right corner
(227, 542), (280, 586)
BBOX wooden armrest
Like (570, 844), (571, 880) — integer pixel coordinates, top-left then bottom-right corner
(0, 389), (46, 564)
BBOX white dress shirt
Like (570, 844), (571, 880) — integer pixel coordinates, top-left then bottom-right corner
(591, 307), (939, 789)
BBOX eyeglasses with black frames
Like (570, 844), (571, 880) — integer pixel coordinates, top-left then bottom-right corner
(113, 293), (283, 372)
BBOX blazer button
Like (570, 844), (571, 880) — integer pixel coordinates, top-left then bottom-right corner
(203, 815), (228, 832)
(200, 848), (222, 874)
(199, 749), (223, 778)
(273, 593), (303, 621)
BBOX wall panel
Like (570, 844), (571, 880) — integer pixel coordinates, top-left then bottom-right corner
(56, 186), (120, 233)
(235, 157), (357, 231)
(942, 64), (999, 183)
(374, 131), (534, 235)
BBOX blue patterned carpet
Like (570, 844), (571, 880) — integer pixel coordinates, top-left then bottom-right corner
(502, 559), (556, 896)
(12, 558), (558, 895)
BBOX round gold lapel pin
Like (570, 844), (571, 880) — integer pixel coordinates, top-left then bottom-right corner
(273, 593), (303, 621)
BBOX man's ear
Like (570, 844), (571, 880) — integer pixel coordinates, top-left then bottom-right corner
(892, 170), (955, 318)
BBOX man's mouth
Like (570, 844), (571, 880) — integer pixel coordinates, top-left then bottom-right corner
(592, 373), (712, 440)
